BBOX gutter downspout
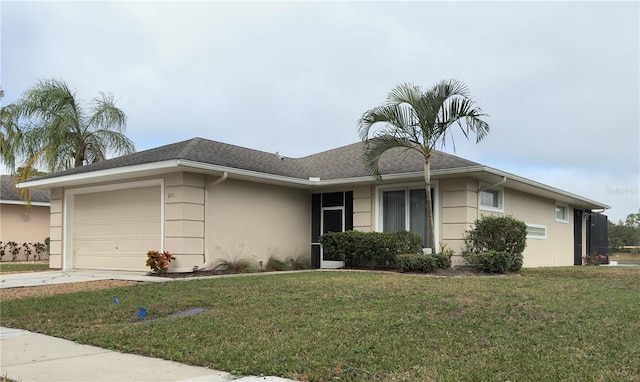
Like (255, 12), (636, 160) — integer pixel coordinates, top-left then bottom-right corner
(477, 176), (507, 221)
(170, 172), (228, 273)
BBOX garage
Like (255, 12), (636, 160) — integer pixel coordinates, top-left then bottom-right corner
(73, 185), (162, 271)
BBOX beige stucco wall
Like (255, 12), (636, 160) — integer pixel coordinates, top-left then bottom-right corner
(206, 178), (310, 267)
(500, 188), (575, 267)
(439, 178), (478, 261)
(0, 203), (50, 261)
(353, 185), (373, 232)
(48, 188), (63, 268)
(164, 172), (206, 269)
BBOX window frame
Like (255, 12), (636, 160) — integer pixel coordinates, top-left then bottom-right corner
(375, 181), (439, 252)
(526, 223), (547, 240)
(479, 187), (504, 213)
(555, 202), (569, 223)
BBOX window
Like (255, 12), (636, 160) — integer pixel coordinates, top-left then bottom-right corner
(479, 189), (503, 212)
(555, 203), (569, 223)
(380, 187), (432, 248)
(526, 224), (547, 239)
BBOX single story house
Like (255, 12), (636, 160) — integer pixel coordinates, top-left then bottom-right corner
(18, 137), (609, 271)
(1, 175), (51, 259)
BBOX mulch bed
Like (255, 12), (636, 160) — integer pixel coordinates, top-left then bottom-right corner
(151, 265), (519, 279)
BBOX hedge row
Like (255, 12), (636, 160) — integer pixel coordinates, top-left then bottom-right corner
(319, 230), (422, 268)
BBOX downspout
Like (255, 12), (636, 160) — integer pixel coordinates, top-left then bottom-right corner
(170, 172), (228, 272)
(198, 172), (228, 270)
(476, 176), (507, 221)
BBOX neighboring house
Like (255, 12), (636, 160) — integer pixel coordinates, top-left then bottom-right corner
(17, 137), (609, 272)
(0, 175), (51, 259)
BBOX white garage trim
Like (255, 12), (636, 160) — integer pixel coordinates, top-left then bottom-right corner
(63, 179), (164, 271)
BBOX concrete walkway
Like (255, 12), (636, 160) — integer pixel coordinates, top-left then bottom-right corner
(0, 269), (171, 289)
(0, 270), (297, 382)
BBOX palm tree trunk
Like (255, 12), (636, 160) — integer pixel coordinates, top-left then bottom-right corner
(424, 159), (436, 252)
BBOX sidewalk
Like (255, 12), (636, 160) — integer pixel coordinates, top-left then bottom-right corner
(0, 271), (297, 382)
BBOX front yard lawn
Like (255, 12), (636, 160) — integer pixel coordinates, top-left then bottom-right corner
(0, 262), (49, 273)
(1, 267), (639, 381)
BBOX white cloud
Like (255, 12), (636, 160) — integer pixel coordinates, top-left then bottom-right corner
(2, 0), (638, 221)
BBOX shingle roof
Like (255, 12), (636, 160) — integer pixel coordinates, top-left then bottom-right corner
(1, 175), (50, 203)
(25, 137), (481, 182)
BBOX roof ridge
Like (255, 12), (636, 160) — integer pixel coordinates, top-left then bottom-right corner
(177, 137), (203, 159)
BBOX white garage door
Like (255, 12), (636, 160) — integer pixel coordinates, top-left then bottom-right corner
(74, 186), (161, 271)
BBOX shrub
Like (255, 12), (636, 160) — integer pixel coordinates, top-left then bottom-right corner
(22, 243), (33, 261)
(396, 245), (453, 273)
(265, 255), (289, 272)
(44, 237), (50, 253)
(583, 252), (607, 265)
(463, 215), (527, 272)
(431, 243), (454, 269)
(288, 255), (311, 270)
(396, 254), (435, 273)
(5, 241), (20, 262)
(145, 250), (175, 275)
(464, 250), (511, 273)
(319, 230), (422, 268)
(214, 257), (257, 273)
(33, 242), (46, 260)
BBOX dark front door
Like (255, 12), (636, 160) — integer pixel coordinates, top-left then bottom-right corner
(574, 209), (583, 265)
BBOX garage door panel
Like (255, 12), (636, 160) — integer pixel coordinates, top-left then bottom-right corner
(74, 185), (161, 271)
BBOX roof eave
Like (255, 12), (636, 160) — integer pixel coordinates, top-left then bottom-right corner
(16, 159), (610, 211)
(0, 200), (51, 207)
(17, 160), (183, 189)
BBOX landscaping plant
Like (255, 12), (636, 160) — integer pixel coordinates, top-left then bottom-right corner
(462, 215), (527, 273)
(145, 250), (175, 275)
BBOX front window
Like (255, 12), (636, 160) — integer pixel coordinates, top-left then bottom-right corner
(381, 188), (431, 248)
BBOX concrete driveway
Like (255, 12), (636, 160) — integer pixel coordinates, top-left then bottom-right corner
(0, 269), (171, 289)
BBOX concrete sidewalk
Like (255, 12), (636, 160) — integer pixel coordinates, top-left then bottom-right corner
(0, 270), (298, 382)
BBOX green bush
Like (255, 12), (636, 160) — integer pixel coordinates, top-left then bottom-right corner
(319, 230), (422, 268)
(464, 250), (511, 273)
(463, 215), (527, 272)
(396, 247), (453, 273)
(396, 254), (435, 273)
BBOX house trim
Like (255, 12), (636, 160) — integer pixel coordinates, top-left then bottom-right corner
(0, 200), (50, 207)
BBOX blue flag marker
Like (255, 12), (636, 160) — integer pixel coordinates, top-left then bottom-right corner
(113, 296), (120, 305)
(137, 308), (147, 319)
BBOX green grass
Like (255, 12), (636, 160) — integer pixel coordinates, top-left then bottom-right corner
(0, 262), (49, 273)
(1, 268), (639, 381)
(611, 252), (640, 265)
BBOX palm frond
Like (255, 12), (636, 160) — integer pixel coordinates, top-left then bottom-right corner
(87, 92), (127, 132)
(362, 135), (417, 181)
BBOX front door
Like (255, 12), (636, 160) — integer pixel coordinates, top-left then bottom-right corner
(321, 207), (345, 269)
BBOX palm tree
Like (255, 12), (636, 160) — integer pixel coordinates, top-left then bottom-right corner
(358, 79), (490, 249)
(9, 78), (135, 179)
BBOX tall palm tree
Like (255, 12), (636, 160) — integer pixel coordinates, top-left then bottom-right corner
(10, 78), (135, 179)
(358, 79), (490, 249)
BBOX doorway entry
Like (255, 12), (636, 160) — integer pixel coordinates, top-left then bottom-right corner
(311, 192), (353, 269)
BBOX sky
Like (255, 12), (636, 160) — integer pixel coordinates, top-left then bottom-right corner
(1, 0), (638, 223)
